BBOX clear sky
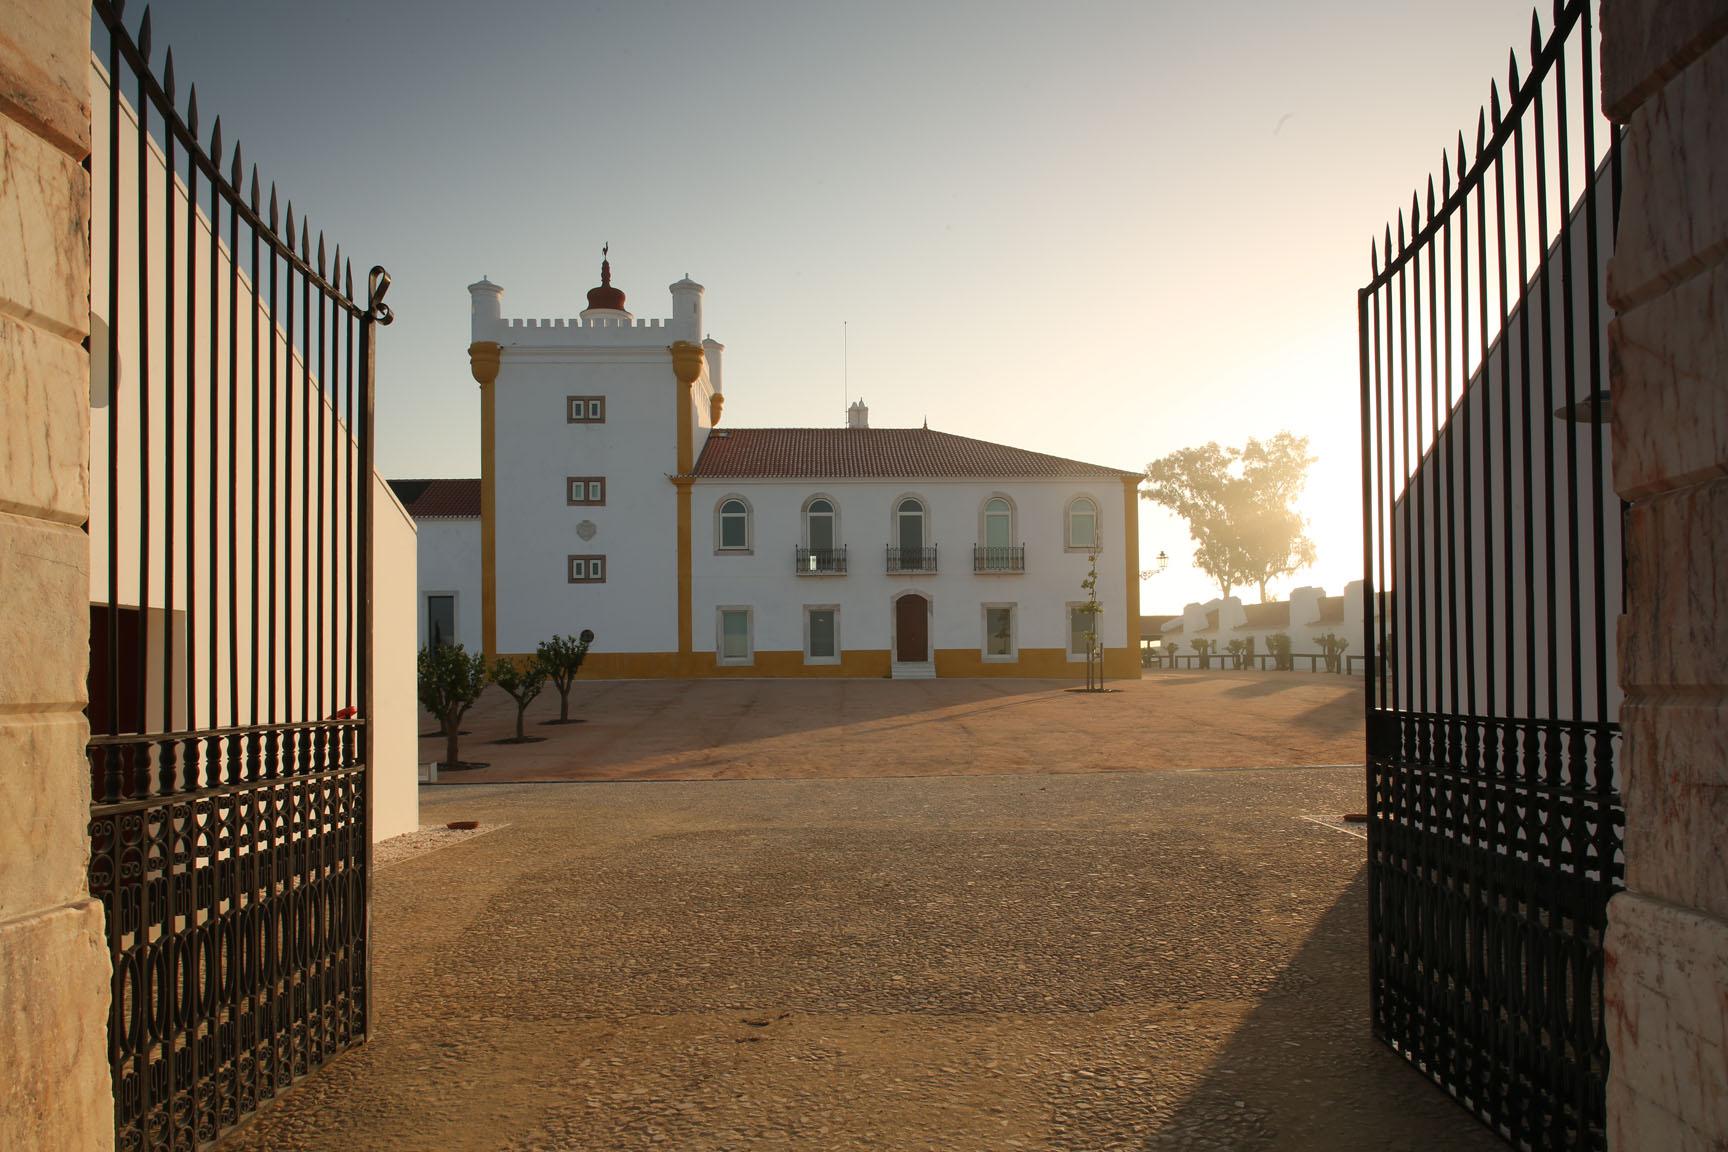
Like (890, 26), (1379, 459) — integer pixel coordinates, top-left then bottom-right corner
(131, 0), (1553, 614)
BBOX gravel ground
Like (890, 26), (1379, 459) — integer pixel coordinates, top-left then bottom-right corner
(220, 770), (1497, 1151)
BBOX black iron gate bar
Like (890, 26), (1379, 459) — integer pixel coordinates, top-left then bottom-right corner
(87, 2), (390, 1148)
(1356, 1), (1622, 1148)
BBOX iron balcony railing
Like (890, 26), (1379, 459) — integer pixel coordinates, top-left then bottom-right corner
(795, 546), (847, 575)
(886, 544), (938, 573)
(973, 544), (1025, 573)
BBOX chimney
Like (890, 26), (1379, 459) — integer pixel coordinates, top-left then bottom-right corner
(847, 398), (869, 429)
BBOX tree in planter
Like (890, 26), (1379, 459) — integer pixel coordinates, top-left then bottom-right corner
(491, 655), (548, 742)
(1225, 638), (1250, 670)
(1314, 633), (1350, 674)
(1078, 547), (1105, 690)
(538, 629), (595, 723)
(1266, 632), (1294, 671)
(1191, 637), (1213, 670)
(418, 642), (488, 769)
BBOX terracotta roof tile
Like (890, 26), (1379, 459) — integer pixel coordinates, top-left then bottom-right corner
(693, 427), (1137, 481)
(389, 478), (480, 518)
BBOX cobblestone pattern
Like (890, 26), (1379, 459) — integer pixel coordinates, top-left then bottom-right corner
(219, 769), (1497, 1151)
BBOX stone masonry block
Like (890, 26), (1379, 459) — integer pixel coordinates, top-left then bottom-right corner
(0, 311), (88, 524)
(1621, 694), (1728, 920)
(0, 0), (91, 158)
(0, 511), (88, 709)
(0, 900), (112, 1152)
(0, 713), (91, 922)
(0, 110), (90, 342)
(1611, 259), (1728, 500)
(1618, 478), (1728, 692)
(1604, 891), (1728, 1151)
(1608, 31), (1728, 313)
(1602, 0), (1728, 120)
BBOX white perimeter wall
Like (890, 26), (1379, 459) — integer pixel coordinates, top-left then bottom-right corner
(691, 478), (1128, 656)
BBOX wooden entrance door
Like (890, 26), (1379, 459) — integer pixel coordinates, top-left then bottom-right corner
(895, 594), (928, 663)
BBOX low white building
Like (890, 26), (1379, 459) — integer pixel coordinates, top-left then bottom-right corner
(1154, 583), (1367, 671)
(404, 255), (1143, 678)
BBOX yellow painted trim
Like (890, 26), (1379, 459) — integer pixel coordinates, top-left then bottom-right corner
(490, 648), (1140, 680)
(669, 340), (704, 475)
(672, 476), (695, 656)
(469, 341), (503, 661)
(1122, 474), (1141, 672)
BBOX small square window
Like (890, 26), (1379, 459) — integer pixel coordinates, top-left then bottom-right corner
(1069, 605), (1096, 657)
(568, 396), (606, 424)
(588, 400), (602, 419)
(568, 555), (607, 583)
(568, 477), (605, 506)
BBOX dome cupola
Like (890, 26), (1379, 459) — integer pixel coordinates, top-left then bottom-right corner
(584, 243), (628, 314)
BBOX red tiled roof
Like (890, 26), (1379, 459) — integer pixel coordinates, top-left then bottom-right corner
(389, 478), (480, 518)
(692, 427), (1137, 480)
(1139, 614), (1177, 639)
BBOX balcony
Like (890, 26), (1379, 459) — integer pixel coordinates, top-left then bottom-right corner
(795, 546), (847, 575)
(973, 545), (1025, 573)
(886, 544), (938, 573)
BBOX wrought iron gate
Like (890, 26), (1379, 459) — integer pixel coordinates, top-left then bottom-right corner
(86, 3), (391, 1146)
(1357, 2), (1622, 1147)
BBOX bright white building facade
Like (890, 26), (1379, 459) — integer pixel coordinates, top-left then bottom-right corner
(404, 256), (1142, 678)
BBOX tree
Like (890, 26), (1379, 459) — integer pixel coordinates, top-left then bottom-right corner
(1141, 432), (1317, 602)
(491, 655), (548, 742)
(417, 642), (488, 769)
(537, 630), (594, 723)
(1078, 545), (1105, 690)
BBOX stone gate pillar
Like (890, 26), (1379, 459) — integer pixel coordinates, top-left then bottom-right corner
(0, 2), (116, 1148)
(1599, 4), (1728, 1147)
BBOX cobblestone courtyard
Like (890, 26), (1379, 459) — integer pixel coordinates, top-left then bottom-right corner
(224, 767), (1499, 1151)
(420, 672), (1365, 782)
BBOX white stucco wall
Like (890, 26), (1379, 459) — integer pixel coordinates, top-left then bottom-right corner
(690, 478), (1129, 660)
(372, 477), (419, 842)
(414, 517), (481, 651)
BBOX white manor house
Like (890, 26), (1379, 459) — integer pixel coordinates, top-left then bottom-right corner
(395, 254), (1142, 679)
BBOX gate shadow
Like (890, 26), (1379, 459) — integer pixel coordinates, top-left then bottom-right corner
(1146, 866), (1499, 1150)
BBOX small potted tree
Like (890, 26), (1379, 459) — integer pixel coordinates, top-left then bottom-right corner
(538, 629), (595, 724)
(1267, 632), (1294, 672)
(491, 654), (548, 743)
(418, 642), (488, 770)
(1314, 633), (1350, 674)
(1191, 637), (1213, 670)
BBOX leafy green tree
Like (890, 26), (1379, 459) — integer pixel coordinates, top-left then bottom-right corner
(1141, 432), (1317, 602)
(491, 655), (548, 742)
(1313, 632), (1351, 674)
(1078, 546), (1104, 689)
(537, 630), (594, 723)
(418, 642), (488, 768)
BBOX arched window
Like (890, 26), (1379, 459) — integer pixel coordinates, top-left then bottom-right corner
(718, 497), (750, 551)
(805, 497), (837, 553)
(983, 497), (1013, 548)
(896, 497), (925, 551)
(1066, 496), (1098, 550)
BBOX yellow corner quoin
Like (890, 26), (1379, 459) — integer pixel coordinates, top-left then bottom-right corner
(668, 341), (706, 657)
(469, 340), (502, 660)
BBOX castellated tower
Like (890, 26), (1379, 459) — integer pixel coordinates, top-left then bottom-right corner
(466, 251), (721, 666)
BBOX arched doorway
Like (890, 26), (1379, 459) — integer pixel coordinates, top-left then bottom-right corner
(894, 593), (930, 670)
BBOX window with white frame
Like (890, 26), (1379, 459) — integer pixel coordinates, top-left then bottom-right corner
(983, 497), (1013, 548)
(718, 497), (751, 551)
(1068, 603), (1096, 657)
(718, 607), (752, 664)
(568, 555), (607, 584)
(805, 606), (839, 664)
(896, 497), (926, 550)
(983, 604), (1016, 660)
(805, 497), (838, 553)
(1066, 496), (1099, 550)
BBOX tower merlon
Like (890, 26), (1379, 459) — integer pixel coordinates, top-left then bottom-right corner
(468, 276), (505, 342)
